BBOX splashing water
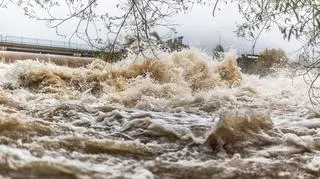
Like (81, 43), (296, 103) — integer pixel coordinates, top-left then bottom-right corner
(0, 49), (319, 179)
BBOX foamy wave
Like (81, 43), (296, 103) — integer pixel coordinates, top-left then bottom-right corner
(0, 48), (319, 178)
(2, 50), (243, 111)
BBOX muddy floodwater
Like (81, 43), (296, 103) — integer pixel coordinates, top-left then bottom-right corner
(0, 50), (319, 179)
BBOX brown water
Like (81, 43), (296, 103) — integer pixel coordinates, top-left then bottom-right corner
(0, 50), (319, 179)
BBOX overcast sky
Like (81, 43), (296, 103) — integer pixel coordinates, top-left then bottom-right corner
(0, 2), (302, 56)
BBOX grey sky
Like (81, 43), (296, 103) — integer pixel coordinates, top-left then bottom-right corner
(0, 2), (302, 56)
(174, 4), (301, 55)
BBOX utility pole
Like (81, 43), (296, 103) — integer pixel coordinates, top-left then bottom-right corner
(216, 30), (221, 45)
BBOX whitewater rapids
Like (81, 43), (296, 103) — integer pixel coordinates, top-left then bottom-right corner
(0, 49), (319, 179)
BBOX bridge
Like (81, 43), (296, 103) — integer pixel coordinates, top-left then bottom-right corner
(0, 35), (99, 57)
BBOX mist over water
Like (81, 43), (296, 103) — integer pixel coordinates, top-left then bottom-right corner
(0, 49), (319, 179)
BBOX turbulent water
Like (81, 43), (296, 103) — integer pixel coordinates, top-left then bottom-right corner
(0, 49), (319, 179)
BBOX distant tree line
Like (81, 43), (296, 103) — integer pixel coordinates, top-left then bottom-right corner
(95, 32), (189, 62)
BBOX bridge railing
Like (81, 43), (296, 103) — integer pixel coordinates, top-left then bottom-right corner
(0, 35), (96, 51)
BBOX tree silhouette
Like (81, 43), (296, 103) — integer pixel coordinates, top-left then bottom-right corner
(213, 44), (224, 60)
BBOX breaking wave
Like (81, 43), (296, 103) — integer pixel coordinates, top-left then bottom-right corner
(3, 50), (242, 111)
(0, 49), (319, 178)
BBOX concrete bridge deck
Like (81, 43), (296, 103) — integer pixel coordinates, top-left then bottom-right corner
(0, 35), (99, 57)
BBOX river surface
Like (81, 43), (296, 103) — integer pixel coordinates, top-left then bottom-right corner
(0, 50), (319, 179)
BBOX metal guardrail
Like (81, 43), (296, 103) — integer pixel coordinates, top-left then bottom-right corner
(0, 35), (96, 51)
